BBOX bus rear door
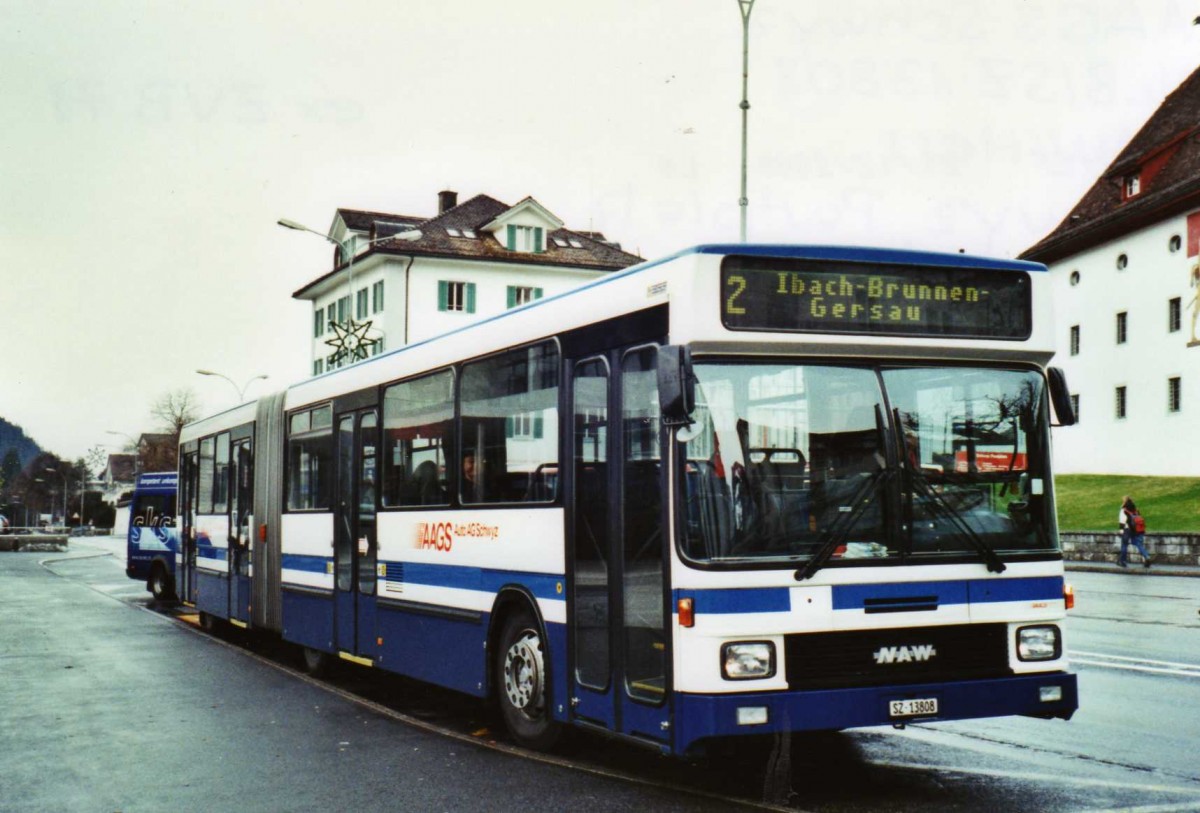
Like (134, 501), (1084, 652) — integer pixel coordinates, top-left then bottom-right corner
(334, 407), (379, 661)
(179, 452), (199, 604)
(228, 438), (253, 625)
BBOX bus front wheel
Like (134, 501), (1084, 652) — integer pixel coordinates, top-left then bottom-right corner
(495, 609), (561, 751)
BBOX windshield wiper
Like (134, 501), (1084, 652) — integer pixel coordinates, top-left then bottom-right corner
(906, 470), (1007, 573)
(794, 467), (892, 581)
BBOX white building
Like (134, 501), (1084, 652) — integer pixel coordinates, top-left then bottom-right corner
(1022, 66), (1200, 475)
(293, 191), (642, 374)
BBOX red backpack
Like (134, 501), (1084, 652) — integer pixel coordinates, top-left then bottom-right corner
(1132, 513), (1146, 533)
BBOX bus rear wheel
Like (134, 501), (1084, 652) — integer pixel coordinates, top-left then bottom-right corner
(148, 564), (175, 601)
(495, 609), (561, 751)
(301, 647), (331, 677)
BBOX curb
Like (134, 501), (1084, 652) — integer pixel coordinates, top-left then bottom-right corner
(1065, 562), (1200, 578)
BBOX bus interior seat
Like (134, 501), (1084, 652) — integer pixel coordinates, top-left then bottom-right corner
(411, 460), (445, 505)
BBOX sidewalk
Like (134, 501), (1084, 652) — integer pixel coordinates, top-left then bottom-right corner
(1065, 559), (1200, 577)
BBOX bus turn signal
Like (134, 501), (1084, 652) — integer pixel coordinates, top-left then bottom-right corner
(678, 598), (694, 628)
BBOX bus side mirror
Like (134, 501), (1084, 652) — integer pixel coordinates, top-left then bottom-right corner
(657, 345), (695, 426)
(1047, 367), (1076, 427)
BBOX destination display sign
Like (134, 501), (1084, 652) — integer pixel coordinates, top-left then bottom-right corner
(720, 256), (1032, 340)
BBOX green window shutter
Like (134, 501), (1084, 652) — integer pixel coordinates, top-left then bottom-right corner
(534, 288), (543, 300)
(533, 415), (544, 439)
(466, 282), (476, 313)
(534, 227), (543, 253)
(505, 416), (514, 438)
(506, 224), (516, 251)
(438, 280), (448, 311)
(506, 286), (517, 309)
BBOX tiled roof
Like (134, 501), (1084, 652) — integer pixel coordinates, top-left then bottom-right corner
(295, 194), (643, 299)
(104, 454), (136, 481)
(1022, 65), (1200, 263)
(336, 208), (424, 232)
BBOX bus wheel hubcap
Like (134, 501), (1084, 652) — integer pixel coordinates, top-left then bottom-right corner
(503, 631), (543, 715)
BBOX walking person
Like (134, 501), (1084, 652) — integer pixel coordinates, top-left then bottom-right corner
(1118, 495), (1152, 569)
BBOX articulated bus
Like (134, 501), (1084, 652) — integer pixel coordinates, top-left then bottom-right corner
(177, 244), (1078, 755)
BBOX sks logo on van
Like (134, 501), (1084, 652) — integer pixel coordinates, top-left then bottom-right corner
(414, 521), (500, 551)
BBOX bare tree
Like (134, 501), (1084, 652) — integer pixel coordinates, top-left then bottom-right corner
(151, 388), (203, 435)
(145, 388), (203, 471)
(85, 445), (107, 477)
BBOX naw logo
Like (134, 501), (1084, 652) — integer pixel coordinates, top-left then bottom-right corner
(873, 644), (937, 665)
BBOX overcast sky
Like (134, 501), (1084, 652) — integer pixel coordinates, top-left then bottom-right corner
(2, 0), (1198, 461)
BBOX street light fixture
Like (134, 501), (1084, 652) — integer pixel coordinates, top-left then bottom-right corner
(195, 369), (269, 403)
(737, 0), (756, 243)
(105, 429), (137, 448)
(278, 217), (421, 368)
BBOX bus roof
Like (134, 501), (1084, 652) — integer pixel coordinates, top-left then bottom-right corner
(184, 243), (1052, 434)
(680, 244), (1046, 273)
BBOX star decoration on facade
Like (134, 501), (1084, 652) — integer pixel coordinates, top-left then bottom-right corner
(325, 319), (380, 367)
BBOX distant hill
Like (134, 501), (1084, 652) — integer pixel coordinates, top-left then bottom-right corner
(0, 417), (43, 471)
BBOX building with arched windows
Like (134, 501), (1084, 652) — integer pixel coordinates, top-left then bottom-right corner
(1022, 65), (1200, 476)
(293, 191), (642, 376)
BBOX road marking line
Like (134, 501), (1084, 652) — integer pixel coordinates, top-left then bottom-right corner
(1094, 805), (1200, 810)
(1070, 659), (1200, 678)
(93, 582), (139, 593)
(1071, 651), (1200, 670)
(872, 758), (1200, 796)
(1076, 803), (1200, 813)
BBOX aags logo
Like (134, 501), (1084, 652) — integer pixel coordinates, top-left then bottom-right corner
(873, 644), (937, 665)
(415, 522), (453, 552)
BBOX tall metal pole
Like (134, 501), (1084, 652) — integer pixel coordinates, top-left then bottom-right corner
(44, 468), (67, 528)
(738, 0), (755, 242)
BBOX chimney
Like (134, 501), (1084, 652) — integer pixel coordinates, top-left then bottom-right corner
(438, 190), (458, 214)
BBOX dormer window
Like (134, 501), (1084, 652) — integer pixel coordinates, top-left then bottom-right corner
(447, 228), (462, 237)
(1124, 173), (1141, 198)
(506, 225), (545, 253)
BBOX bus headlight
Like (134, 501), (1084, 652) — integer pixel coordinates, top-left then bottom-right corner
(721, 641), (776, 680)
(1016, 625), (1061, 661)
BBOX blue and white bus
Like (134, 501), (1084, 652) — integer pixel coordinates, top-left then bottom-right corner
(177, 244), (1078, 755)
(126, 471), (179, 600)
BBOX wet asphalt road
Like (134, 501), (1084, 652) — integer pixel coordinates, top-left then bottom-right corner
(0, 546), (740, 813)
(4, 539), (1200, 812)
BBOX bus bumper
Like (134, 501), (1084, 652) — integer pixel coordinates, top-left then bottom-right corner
(672, 671), (1077, 755)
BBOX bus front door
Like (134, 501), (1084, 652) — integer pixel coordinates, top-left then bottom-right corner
(569, 345), (671, 746)
(334, 409), (379, 661)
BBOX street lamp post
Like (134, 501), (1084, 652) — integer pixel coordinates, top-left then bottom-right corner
(76, 462), (88, 528)
(195, 369), (269, 404)
(737, 0), (756, 243)
(43, 468), (68, 529)
(277, 217), (421, 367)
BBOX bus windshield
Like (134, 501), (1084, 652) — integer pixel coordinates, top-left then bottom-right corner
(678, 362), (1056, 566)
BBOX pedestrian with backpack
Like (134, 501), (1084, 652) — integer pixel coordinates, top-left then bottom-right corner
(1118, 495), (1151, 569)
